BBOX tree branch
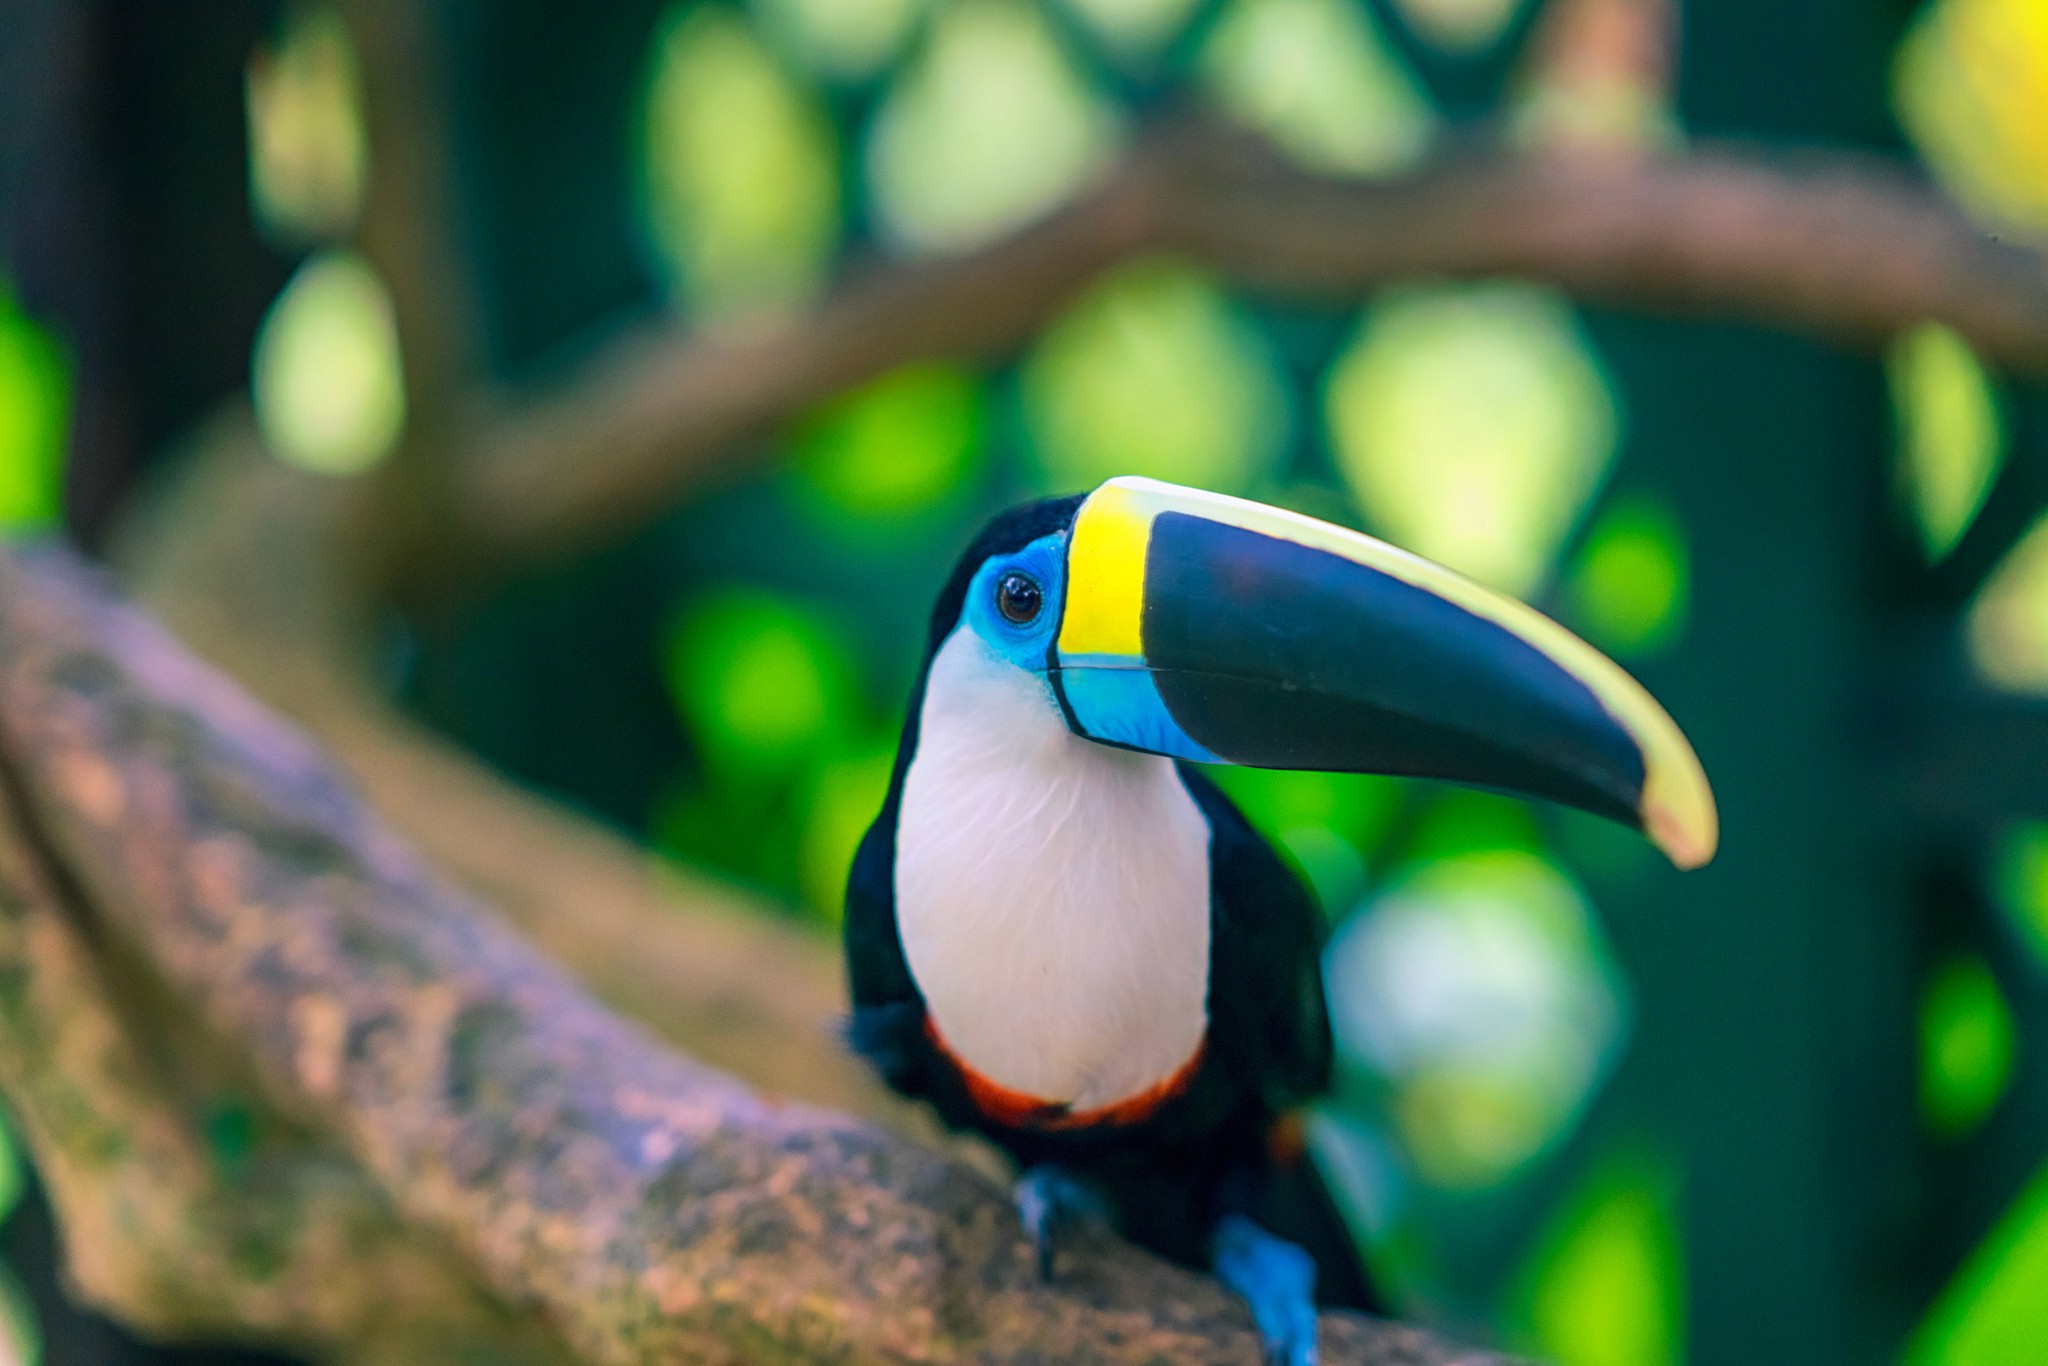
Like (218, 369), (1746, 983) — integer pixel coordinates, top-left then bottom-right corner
(0, 540), (1509, 1364)
(456, 130), (2048, 574)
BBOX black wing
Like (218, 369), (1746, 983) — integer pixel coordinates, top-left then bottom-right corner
(842, 791), (928, 1094)
(1177, 764), (1335, 1115)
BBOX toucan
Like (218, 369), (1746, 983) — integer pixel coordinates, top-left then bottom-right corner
(844, 476), (1716, 1364)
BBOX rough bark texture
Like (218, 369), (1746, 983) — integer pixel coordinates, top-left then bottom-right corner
(0, 540), (1508, 1364)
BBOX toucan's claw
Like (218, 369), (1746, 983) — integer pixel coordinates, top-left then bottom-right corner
(1211, 1215), (1320, 1366)
(1013, 1165), (1103, 1282)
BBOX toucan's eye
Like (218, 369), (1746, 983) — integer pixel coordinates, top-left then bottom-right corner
(996, 571), (1043, 625)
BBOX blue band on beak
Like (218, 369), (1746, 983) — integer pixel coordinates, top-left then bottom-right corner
(1052, 655), (1222, 764)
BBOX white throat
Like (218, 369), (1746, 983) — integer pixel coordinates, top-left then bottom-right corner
(895, 629), (1212, 1111)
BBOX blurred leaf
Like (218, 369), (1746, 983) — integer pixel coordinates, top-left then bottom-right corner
(1394, 0), (1522, 53)
(1326, 283), (1620, 596)
(868, 0), (1119, 251)
(1909, 1159), (2048, 1366)
(792, 362), (984, 518)
(1200, 0), (1433, 178)
(1992, 821), (2048, 969)
(1058, 0), (1203, 61)
(798, 739), (896, 918)
(246, 4), (365, 244)
(1325, 847), (1627, 1189)
(1967, 513), (2048, 694)
(0, 288), (70, 533)
(651, 778), (800, 893)
(1405, 788), (1544, 862)
(251, 251), (405, 475)
(752, 0), (928, 79)
(663, 588), (856, 784)
(0, 1107), (21, 1228)
(1889, 323), (2003, 560)
(1894, 0), (2048, 240)
(642, 6), (840, 317)
(1511, 1151), (1683, 1366)
(1212, 769), (1402, 914)
(1021, 257), (1287, 495)
(1565, 493), (1688, 658)
(1920, 953), (2016, 1138)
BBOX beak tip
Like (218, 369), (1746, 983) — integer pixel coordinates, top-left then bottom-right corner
(1642, 772), (1719, 871)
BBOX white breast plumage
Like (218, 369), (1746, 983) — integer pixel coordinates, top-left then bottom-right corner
(894, 629), (1213, 1112)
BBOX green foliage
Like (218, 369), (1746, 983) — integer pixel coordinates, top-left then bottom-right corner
(1992, 822), (2048, 969)
(1566, 494), (1689, 658)
(642, 5), (840, 316)
(1211, 767), (1404, 914)
(1968, 513), (2048, 694)
(1919, 953), (2017, 1139)
(867, 0), (1118, 250)
(1511, 1151), (1684, 1366)
(1021, 257), (1287, 496)
(752, 0), (928, 79)
(0, 286), (70, 533)
(1062, 0), (1203, 62)
(1910, 1161), (2048, 1366)
(245, 4), (365, 244)
(664, 588), (857, 786)
(790, 362), (985, 519)
(1326, 283), (1620, 596)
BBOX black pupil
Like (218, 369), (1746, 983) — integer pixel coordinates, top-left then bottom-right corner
(997, 572), (1043, 625)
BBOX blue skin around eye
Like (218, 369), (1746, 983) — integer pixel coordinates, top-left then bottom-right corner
(961, 531), (1220, 763)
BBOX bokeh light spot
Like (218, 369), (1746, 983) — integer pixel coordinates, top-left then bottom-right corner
(0, 288), (70, 533)
(246, 4), (366, 244)
(1967, 513), (2048, 694)
(1920, 953), (2017, 1138)
(251, 251), (406, 476)
(1893, 0), (2048, 239)
(1910, 1160), (2048, 1365)
(868, 0), (1119, 252)
(1060, 0), (1203, 61)
(752, 0), (927, 79)
(1021, 257), (1287, 495)
(1565, 494), (1688, 658)
(792, 362), (984, 518)
(1889, 322), (2003, 560)
(642, 5), (840, 317)
(1200, 0), (1433, 178)
(1394, 0), (1522, 53)
(1326, 283), (1620, 596)
(664, 588), (855, 784)
(1325, 846), (1627, 1189)
(1992, 822), (2048, 968)
(1513, 1152), (1683, 1366)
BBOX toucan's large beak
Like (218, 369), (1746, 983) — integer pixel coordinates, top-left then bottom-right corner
(1048, 477), (1717, 870)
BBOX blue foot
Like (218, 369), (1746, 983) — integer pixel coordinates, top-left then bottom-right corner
(1211, 1215), (1320, 1366)
(1013, 1164), (1104, 1282)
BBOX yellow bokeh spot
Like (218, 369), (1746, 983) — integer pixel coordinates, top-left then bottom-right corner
(642, 6), (840, 317)
(1920, 954), (2017, 1138)
(1566, 494), (1688, 658)
(792, 362), (984, 518)
(1326, 282), (1620, 596)
(1910, 1160), (2048, 1366)
(868, 0), (1119, 252)
(1968, 513), (2048, 694)
(1890, 323), (2003, 560)
(752, 0), (928, 79)
(1894, 0), (2048, 239)
(1021, 258), (1287, 495)
(251, 251), (405, 476)
(1513, 1154), (1684, 1366)
(1201, 0), (1433, 178)
(246, 5), (366, 244)
(0, 288), (69, 533)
